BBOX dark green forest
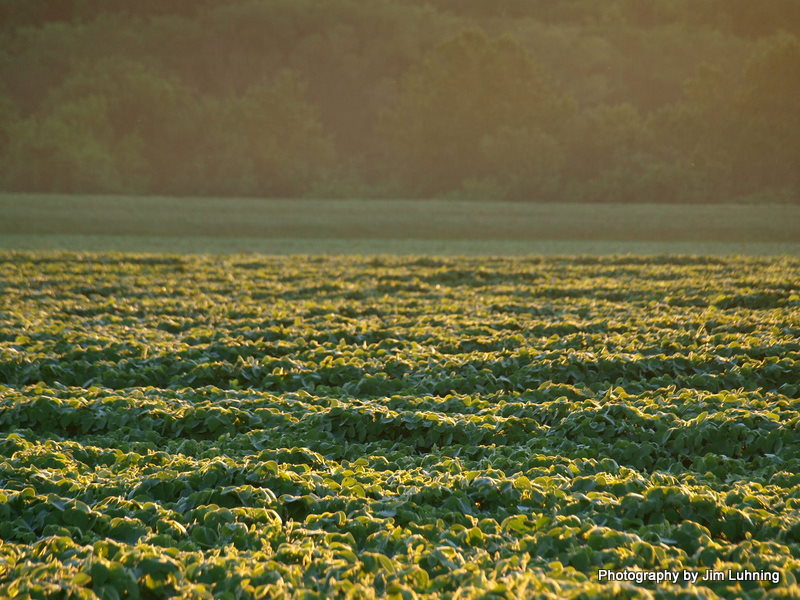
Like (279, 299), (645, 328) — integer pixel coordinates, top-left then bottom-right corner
(1, 0), (798, 202)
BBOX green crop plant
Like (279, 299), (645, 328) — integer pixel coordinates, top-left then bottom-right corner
(0, 252), (799, 598)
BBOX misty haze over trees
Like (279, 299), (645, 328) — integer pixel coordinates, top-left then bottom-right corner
(0, 0), (798, 202)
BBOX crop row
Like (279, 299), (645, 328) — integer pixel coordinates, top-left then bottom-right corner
(0, 253), (798, 599)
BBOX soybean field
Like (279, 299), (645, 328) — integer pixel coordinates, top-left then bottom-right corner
(1, 252), (799, 599)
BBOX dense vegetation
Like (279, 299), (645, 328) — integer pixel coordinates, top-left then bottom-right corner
(1, 252), (799, 598)
(1, 1), (798, 201)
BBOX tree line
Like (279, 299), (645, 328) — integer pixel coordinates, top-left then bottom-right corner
(1, 0), (798, 202)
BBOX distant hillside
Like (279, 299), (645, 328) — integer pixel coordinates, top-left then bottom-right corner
(1, 0), (798, 202)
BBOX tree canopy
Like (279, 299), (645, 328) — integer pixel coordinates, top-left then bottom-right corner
(0, 0), (797, 202)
